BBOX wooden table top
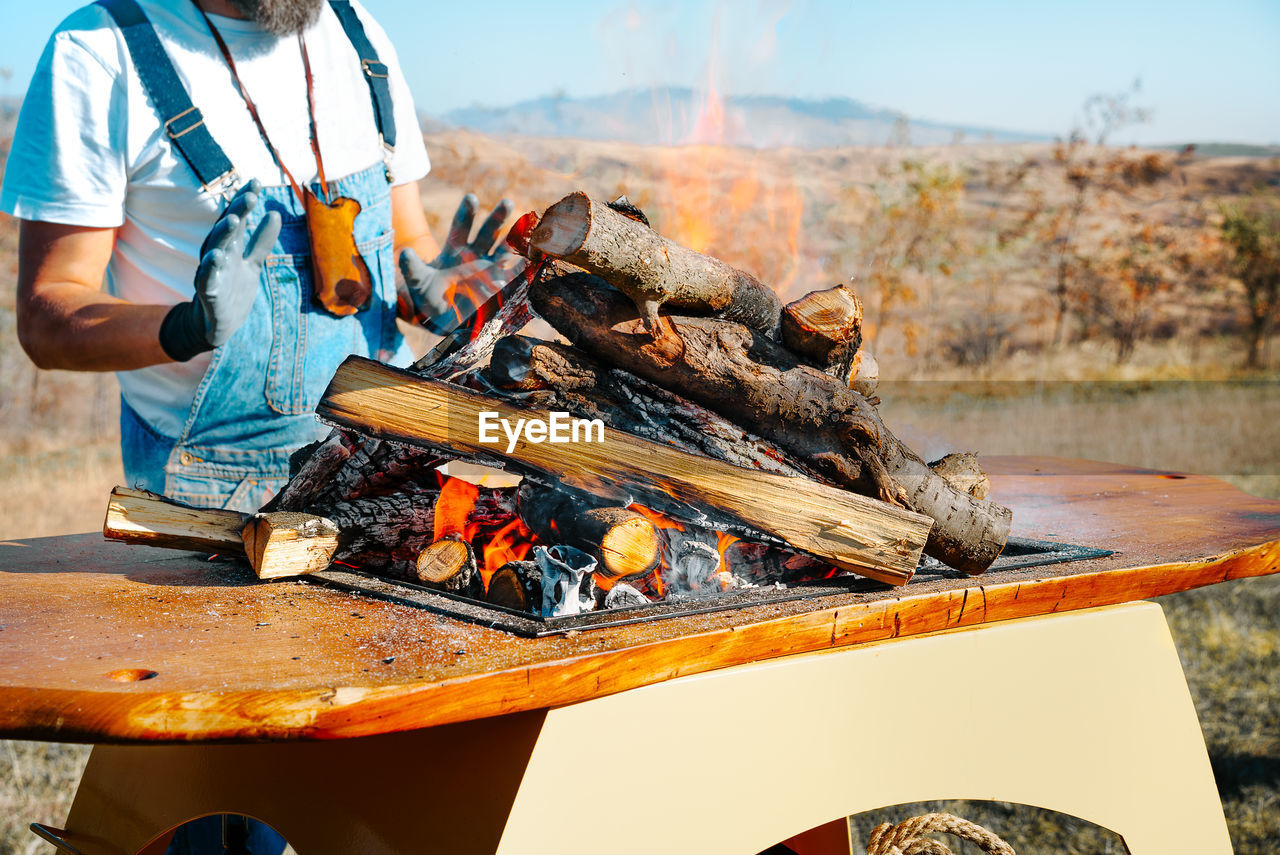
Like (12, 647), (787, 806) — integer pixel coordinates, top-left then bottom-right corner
(0, 456), (1276, 744)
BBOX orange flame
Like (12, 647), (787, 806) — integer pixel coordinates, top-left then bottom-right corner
(628, 503), (684, 531)
(481, 517), (534, 588)
(644, 58), (807, 300)
(433, 477), (480, 542)
(715, 531), (740, 573)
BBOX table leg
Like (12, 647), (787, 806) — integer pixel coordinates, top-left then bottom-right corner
(46, 602), (1229, 854)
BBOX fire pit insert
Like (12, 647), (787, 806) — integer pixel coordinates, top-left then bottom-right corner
(305, 536), (1111, 637)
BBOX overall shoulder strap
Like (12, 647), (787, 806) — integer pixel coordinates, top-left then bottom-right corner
(96, 0), (237, 196)
(327, 0), (397, 153)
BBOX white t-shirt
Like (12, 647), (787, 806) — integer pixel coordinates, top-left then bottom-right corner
(0, 0), (430, 438)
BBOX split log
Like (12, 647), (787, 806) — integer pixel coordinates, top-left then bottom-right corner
(781, 283), (863, 382)
(487, 560), (540, 611)
(104, 487), (247, 556)
(488, 335), (816, 478)
(530, 191), (782, 336)
(241, 512), (340, 579)
(317, 355), (931, 585)
(415, 537), (479, 596)
(529, 273), (1011, 574)
(517, 481), (659, 580)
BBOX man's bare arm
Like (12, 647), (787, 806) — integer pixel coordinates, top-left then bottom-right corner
(16, 221), (171, 371)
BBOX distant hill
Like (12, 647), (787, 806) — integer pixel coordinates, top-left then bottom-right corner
(438, 88), (1050, 148)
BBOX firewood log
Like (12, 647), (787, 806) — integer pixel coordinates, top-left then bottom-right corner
(530, 191), (782, 337)
(241, 512), (340, 579)
(104, 487), (248, 555)
(781, 283), (863, 382)
(318, 356), (931, 585)
(517, 481), (660, 580)
(529, 273), (1011, 574)
(487, 560), (540, 611)
(415, 536), (480, 596)
(270, 433), (446, 513)
(487, 335), (816, 478)
(269, 432), (359, 511)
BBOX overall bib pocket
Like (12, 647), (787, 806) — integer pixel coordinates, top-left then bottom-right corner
(264, 230), (396, 415)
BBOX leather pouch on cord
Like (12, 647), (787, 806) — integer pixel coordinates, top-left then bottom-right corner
(305, 188), (373, 315)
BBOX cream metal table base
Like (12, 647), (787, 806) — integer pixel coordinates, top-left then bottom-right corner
(38, 603), (1231, 854)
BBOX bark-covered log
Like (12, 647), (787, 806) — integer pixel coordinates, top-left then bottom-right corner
(415, 536), (479, 596)
(318, 355), (930, 584)
(530, 192), (782, 336)
(781, 283), (863, 381)
(317, 494), (439, 573)
(487, 335), (816, 478)
(530, 273), (1011, 574)
(517, 481), (659, 580)
(268, 431), (359, 512)
(309, 440), (447, 508)
(409, 213), (543, 382)
(487, 560), (540, 611)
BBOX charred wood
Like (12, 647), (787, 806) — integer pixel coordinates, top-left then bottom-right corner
(530, 273), (1011, 574)
(487, 560), (540, 612)
(517, 481), (659, 581)
(488, 335), (816, 478)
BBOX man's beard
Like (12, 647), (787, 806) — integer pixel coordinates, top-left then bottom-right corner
(228, 0), (324, 35)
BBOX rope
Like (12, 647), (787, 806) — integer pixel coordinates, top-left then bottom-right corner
(866, 813), (1016, 855)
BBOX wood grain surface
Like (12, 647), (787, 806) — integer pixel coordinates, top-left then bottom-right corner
(0, 457), (1276, 744)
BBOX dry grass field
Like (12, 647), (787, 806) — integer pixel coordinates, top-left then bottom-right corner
(1, 131), (1277, 852)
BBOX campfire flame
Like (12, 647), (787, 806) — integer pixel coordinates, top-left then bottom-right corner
(481, 517), (534, 587)
(433, 476), (480, 542)
(644, 51), (807, 299)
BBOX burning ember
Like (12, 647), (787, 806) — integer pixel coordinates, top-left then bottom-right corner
(362, 474), (837, 618)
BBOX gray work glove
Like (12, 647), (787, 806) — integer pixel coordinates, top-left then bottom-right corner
(399, 194), (517, 334)
(159, 179), (282, 361)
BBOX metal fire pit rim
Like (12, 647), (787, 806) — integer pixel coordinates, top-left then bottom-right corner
(307, 536), (1112, 638)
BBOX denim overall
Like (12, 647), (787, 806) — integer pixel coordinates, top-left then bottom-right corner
(103, 0), (410, 513)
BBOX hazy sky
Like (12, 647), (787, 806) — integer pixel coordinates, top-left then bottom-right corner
(2, 0), (1278, 144)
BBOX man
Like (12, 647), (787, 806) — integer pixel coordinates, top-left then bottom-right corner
(3, 0), (510, 513)
(3, 0), (509, 850)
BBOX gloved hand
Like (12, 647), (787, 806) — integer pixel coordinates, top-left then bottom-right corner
(399, 194), (517, 334)
(159, 179), (282, 361)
